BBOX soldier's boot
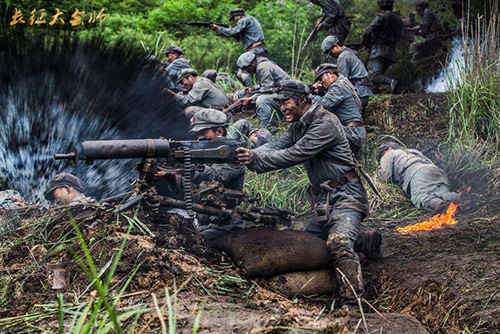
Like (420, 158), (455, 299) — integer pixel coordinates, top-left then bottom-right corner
(354, 230), (382, 261)
(335, 258), (365, 307)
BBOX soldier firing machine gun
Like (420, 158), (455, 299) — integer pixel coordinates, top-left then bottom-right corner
(55, 139), (292, 229)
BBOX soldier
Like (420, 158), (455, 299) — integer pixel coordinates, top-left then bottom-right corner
(362, 0), (403, 93)
(321, 35), (374, 108)
(407, 0), (443, 60)
(162, 45), (191, 91)
(229, 119), (273, 148)
(308, 0), (350, 46)
(237, 79), (369, 308)
(210, 8), (266, 87)
(169, 68), (229, 118)
(310, 64), (366, 156)
(377, 142), (470, 214)
(236, 51), (290, 129)
(45, 173), (95, 205)
(201, 69), (239, 90)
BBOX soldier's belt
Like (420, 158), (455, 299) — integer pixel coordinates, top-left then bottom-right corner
(310, 170), (358, 195)
(247, 41), (265, 51)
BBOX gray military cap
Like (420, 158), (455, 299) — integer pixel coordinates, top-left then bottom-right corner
(274, 79), (310, 100)
(190, 109), (228, 133)
(45, 173), (85, 201)
(229, 8), (245, 20)
(321, 35), (340, 54)
(237, 52), (257, 69)
(377, 141), (403, 162)
(163, 45), (183, 55)
(314, 63), (339, 82)
(176, 68), (197, 84)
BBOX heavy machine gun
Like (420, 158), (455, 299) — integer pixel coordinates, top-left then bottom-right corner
(55, 139), (292, 228)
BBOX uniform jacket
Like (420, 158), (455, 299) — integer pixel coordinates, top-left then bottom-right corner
(318, 0), (346, 29)
(311, 74), (363, 124)
(337, 48), (373, 98)
(176, 77), (228, 109)
(255, 57), (290, 89)
(215, 15), (265, 50)
(365, 11), (403, 62)
(377, 148), (443, 195)
(251, 103), (369, 215)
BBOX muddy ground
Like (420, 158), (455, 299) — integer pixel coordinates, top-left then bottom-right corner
(1, 93), (499, 334)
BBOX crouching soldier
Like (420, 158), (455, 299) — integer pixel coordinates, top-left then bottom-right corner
(162, 45), (191, 92)
(237, 80), (369, 309)
(169, 68), (229, 118)
(45, 173), (95, 205)
(310, 64), (366, 156)
(377, 142), (470, 214)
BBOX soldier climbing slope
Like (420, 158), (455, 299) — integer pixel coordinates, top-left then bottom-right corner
(237, 79), (369, 309)
(362, 0), (403, 94)
(406, 0), (443, 60)
(308, 0), (350, 46)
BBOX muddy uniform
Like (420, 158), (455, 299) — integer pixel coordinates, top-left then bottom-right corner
(363, 11), (403, 87)
(378, 148), (459, 210)
(215, 15), (266, 87)
(164, 56), (191, 91)
(318, 0), (350, 46)
(410, 8), (442, 60)
(249, 102), (368, 302)
(310, 74), (366, 155)
(253, 57), (290, 129)
(336, 47), (373, 107)
(176, 77), (229, 118)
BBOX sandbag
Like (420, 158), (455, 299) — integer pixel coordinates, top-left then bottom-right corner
(264, 268), (338, 298)
(211, 228), (331, 277)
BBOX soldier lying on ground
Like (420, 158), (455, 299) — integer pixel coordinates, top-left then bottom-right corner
(310, 63), (366, 156)
(236, 51), (290, 130)
(167, 68), (229, 119)
(236, 79), (369, 310)
(210, 8), (266, 87)
(321, 35), (373, 108)
(45, 173), (95, 205)
(362, 0), (402, 94)
(377, 142), (472, 214)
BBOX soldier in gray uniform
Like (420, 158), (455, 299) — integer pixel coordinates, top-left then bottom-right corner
(45, 173), (95, 205)
(377, 142), (462, 212)
(321, 35), (374, 108)
(237, 80), (369, 308)
(310, 64), (366, 156)
(236, 51), (290, 129)
(162, 45), (191, 92)
(201, 69), (239, 90)
(308, 0), (350, 46)
(210, 8), (266, 87)
(407, 0), (443, 60)
(362, 0), (403, 93)
(170, 68), (229, 118)
(229, 119), (273, 148)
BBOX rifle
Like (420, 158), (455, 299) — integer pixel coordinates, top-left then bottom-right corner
(55, 138), (292, 228)
(301, 17), (324, 53)
(181, 21), (230, 28)
(222, 87), (278, 114)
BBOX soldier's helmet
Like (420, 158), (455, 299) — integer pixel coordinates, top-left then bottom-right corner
(314, 63), (338, 82)
(321, 36), (340, 54)
(229, 8), (245, 20)
(236, 52), (257, 69)
(163, 45), (183, 55)
(176, 68), (197, 84)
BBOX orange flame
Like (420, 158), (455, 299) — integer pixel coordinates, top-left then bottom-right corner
(397, 202), (460, 234)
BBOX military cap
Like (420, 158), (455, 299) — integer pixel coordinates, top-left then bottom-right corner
(377, 141), (403, 162)
(236, 52), (257, 69)
(163, 45), (183, 55)
(176, 68), (197, 84)
(274, 79), (310, 100)
(314, 63), (339, 82)
(190, 109), (228, 133)
(229, 8), (245, 20)
(321, 36), (340, 54)
(45, 173), (85, 201)
(201, 69), (217, 83)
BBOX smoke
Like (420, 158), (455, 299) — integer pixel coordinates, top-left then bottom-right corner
(0, 32), (190, 203)
(425, 36), (465, 93)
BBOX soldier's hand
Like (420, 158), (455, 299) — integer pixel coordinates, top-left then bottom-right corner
(162, 88), (176, 95)
(244, 87), (254, 95)
(240, 97), (253, 106)
(209, 24), (217, 30)
(236, 147), (254, 165)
